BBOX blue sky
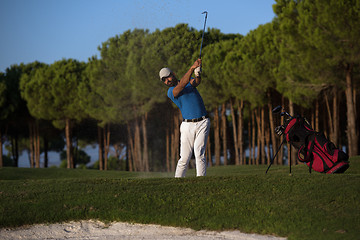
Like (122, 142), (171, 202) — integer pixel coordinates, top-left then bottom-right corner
(0, 0), (276, 72)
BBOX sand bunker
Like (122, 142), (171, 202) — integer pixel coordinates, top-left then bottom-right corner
(0, 220), (286, 240)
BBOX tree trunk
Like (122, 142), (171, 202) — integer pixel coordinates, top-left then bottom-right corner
(170, 110), (180, 172)
(261, 107), (266, 164)
(29, 121), (40, 169)
(311, 105), (315, 130)
(248, 119), (251, 165)
(106, 124), (111, 170)
(171, 121), (176, 172)
(279, 97), (285, 165)
(255, 108), (261, 165)
(221, 103), (227, 165)
(214, 107), (221, 166)
(251, 109), (256, 165)
(265, 127), (271, 165)
(268, 99), (277, 164)
(289, 100), (297, 165)
(206, 134), (212, 166)
(230, 99), (239, 165)
(103, 123), (111, 171)
(36, 122), (40, 168)
(324, 93), (334, 143)
(173, 109), (180, 171)
(142, 114), (149, 172)
(237, 99), (244, 165)
(97, 125), (103, 170)
(126, 144), (131, 172)
(0, 130), (2, 168)
(345, 63), (358, 156)
(323, 89), (339, 147)
(127, 123), (135, 172)
(44, 137), (48, 168)
(11, 134), (19, 167)
(29, 122), (34, 168)
(134, 118), (142, 171)
(65, 119), (73, 168)
(287, 100), (292, 167)
(166, 128), (170, 172)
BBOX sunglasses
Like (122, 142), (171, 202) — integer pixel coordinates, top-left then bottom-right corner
(161, 73), (172, 82)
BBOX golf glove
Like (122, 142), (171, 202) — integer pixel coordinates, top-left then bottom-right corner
(194, 67), (202, 77)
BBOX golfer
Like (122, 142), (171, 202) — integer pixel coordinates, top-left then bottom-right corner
(159, 58), (210, 177)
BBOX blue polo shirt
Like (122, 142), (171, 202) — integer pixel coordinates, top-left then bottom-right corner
(167, 82), (207, 120)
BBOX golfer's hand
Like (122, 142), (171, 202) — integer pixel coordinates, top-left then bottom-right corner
(194, 66), (201, 77)
(192, 58), (202, 70)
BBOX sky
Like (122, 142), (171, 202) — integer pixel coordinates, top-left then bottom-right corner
(0, 0), (277, 73)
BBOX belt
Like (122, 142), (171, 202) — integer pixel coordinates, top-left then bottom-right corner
(183, 114), (209, 123)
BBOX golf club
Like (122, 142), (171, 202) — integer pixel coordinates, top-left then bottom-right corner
(272, 105), (282, 114)
(272, 105), (292, 118)
(199, 11), (208, 59)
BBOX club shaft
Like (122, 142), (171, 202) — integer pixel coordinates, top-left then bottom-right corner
(199, 11), (208, 59)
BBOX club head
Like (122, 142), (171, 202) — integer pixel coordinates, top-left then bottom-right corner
(202, 11), (208, 14)
(272, 105), (282, 114)
(275, 125), (284, 136)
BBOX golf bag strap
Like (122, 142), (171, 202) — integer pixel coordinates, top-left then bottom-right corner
(306, 140), (315, 173)
(298, 145), (305, 162)
(296, 134), (315, 173)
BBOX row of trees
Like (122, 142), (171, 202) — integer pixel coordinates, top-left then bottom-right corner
(1, 0), (359, 170)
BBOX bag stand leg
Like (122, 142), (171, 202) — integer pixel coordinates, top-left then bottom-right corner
(289, 145), (291, 174)
(266, 137), (287, 173)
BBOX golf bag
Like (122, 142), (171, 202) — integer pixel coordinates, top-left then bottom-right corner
(266, 106), (349, 174)
(284, 116), (349, 173)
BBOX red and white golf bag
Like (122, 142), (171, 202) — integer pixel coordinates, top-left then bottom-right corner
(284, 116), (349, 174)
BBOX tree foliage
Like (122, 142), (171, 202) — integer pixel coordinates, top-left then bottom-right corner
(274, 0), (360, 155)
(1, 3), (360, 169)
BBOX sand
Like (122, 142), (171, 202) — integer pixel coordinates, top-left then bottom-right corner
(0, 220), (287, 240)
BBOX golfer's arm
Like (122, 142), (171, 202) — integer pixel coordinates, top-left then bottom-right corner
(172, 66), (196, 97)
(191, 76), (201, 87)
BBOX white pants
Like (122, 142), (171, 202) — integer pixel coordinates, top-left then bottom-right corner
(175, 118), (210, 178)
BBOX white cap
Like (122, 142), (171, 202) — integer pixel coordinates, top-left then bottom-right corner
(159, 67), (172, 81)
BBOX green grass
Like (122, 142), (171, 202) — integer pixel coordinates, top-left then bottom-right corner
(1, 157), (359, 240)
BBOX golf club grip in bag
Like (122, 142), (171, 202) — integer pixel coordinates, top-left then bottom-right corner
(284, 117), (349, 174)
